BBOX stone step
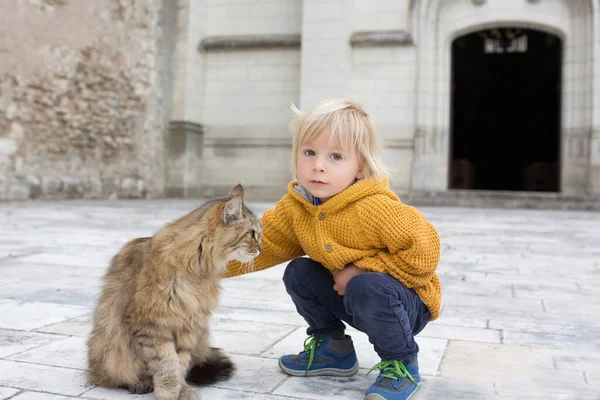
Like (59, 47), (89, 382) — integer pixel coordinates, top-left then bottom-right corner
(402, 190), (600, 211)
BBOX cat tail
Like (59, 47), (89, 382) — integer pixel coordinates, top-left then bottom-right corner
(186, 347), (235, 385)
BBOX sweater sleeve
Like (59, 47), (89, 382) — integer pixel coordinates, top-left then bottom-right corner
(226, 195), (305, 278)
(353, 196), (440, 289)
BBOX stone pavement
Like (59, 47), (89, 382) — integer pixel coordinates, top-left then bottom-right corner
(0, 199), (599, 400)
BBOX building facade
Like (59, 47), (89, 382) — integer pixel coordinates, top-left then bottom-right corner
(1, 0), (600, 201)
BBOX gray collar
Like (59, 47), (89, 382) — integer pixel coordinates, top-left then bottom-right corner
(293, 183), (316, 203)
(293, 179), (362, 204)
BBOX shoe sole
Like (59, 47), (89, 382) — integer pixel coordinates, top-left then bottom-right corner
(364, 385), (420, 400)
(278, 359), (359, 377)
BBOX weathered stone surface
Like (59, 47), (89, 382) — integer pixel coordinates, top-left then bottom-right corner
(0, 360), (88, 396)
(349, 30), (413, 47)
(0, 0), (168, 200)
(201, 34), (301, 50)
(0, 329), (65, 358)
(12, 393), (75, 400)
(36, 315), (93, 337)
(0, 299), (90, 331)
(0, 388), (20, 400)
(79, 388), (154, 400)
(7, 336), (87, 370)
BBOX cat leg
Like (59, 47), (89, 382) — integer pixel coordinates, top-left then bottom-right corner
(187, 331), (235, 385)
(176, 331), (199, 400)
(135, 336), (183, 400)
(124, 374), (153, 394)
(178, 384), (199, 400)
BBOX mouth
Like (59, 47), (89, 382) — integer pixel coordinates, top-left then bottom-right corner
(242, 250), (260, 262)
(311, 180), (327, 185)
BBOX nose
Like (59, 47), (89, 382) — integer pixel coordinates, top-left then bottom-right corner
(312, 157), (325, 172)
(258, 242), (263, 252)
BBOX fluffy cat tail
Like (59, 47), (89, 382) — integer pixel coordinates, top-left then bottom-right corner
(186, 348), (235, 385)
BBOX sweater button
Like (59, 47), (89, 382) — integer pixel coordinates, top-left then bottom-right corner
(318, 212), (326, 221)
(325, 244), (333, 253)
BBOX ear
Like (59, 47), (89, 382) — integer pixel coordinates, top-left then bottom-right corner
(356, 160), (364, 180)
(223, 196), (242, 224)
(356, 167), (364, 180)
(229, 184), (244, 199)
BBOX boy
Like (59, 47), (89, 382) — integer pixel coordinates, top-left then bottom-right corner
(227, 99), (441, 400)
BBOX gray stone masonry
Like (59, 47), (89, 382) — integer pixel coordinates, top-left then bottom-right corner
(0, 200), (599, 399)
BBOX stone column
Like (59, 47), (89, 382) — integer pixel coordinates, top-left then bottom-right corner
(410, 126), (450, 191)
(562, 129), (591, 194)
(410, 14), (450, 192)
(589, 0), (600, 193)
(165, 0), (206, 197)
(165, 121), (203, 197)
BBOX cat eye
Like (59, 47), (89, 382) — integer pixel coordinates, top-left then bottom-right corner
(250, 230), (256, 239)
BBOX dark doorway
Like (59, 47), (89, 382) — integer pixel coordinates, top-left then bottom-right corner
(449, 28), (562, 192)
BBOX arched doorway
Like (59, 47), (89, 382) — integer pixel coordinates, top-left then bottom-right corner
(449, 28), (562, 192)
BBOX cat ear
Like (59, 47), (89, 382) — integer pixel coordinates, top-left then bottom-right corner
(229, 184), (244, 199)
(223, 196), (242, 224)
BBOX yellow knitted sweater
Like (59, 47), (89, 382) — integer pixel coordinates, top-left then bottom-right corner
(226, 177), (442, 320)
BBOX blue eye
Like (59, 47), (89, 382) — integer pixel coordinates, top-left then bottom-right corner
(304, 149), (315, 156)
(330, 153), (342, 161)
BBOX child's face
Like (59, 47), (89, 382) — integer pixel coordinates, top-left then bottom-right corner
(296, 127), (362, 202)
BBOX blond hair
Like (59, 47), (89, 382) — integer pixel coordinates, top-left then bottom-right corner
(290, 98), (387, 180)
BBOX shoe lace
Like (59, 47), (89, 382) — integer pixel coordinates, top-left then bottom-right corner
(366, 360), (419, 386)
(302, 335), (324, 376)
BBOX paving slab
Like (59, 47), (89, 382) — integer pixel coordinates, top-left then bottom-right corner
(0, 388), (20, 399)
(0, 330), (66, 359)
(11, 393), (76, 400)
(0, 360), (89, 396)
(0, 299), (91, 331)
(35, 316), (93, 337)
(7, 336), (88, 370)
(0, 200), (599, 399)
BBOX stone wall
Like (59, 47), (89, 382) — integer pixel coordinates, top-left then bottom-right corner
(0, 0), (169, 200)
(166, 0), (303, 199)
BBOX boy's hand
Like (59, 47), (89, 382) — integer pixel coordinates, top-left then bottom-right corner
(332, 263), (364, 296)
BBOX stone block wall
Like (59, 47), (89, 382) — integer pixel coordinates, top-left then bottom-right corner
(299, 0), (415, 192)
(200, 48), (301, 194)
(206, 0), (301, 36)
(349, 45), (416, 190)
(169, 0), (303, 199)
(0, 0), (169, 200)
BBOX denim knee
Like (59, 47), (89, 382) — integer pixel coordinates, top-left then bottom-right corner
(282, 258), (321, 293)
(283, 258), (304, 282)
(344, 272), (385, 306)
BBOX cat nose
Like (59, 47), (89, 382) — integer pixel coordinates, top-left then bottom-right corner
(258, 243), (263, 252)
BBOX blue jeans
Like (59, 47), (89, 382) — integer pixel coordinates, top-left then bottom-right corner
(283, 258), (430, 362)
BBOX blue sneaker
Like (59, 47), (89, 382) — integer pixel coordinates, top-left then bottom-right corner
(278, 335), (359, 377)
(364, 359), (421, 400)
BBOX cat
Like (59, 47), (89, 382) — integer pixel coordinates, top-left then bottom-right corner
(87, 184), (263, 400)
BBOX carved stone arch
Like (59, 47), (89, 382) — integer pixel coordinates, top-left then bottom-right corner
(408, 0), (600, 194)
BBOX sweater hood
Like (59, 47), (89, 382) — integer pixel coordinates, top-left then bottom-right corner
(288, 177), (399, 215)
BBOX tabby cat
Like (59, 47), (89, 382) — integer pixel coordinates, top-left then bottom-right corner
(87, 184), (263, 400)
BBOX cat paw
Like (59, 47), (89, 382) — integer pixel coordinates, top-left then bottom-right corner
(126, 383), (153, 394)
(178, 385), (199, 400)
(126, 377), (154, 394)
